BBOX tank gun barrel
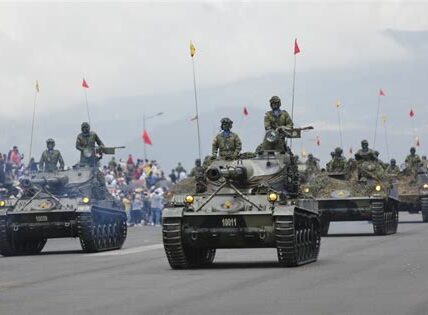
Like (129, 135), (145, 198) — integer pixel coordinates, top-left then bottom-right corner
(206, 166), (248, 182)
(30, 176), (69, 187)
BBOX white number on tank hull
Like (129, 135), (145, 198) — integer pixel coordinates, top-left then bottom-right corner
(222, 218), (237, 227)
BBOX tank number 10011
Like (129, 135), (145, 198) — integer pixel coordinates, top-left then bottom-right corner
(222, 218), (237, 227)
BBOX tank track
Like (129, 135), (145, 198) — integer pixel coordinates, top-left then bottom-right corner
(371, 200), (398, 235)
(78, 210), (127, 253)
(421, 197), (428, 223)
(275, 209), (321, 267)
(162, 218), (216, 269)
(0, 215), (47, 256)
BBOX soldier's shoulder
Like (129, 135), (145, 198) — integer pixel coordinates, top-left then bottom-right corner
(231, 131), (240, 137)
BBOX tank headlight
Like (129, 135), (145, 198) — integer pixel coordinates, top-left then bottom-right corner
(184, 195), (194, 204)
(303, 187), (310, 193)
(423, 184), (428, 189)
(82, 197), (91, 204)
(268, 192), (278, 202)
(375, 185), (382, 192)
(0, 200), (5, 207)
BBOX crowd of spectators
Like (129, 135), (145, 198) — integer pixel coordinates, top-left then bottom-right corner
(0, 146), (189, 228)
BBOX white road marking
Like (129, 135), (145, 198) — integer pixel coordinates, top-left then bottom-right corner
(88, 243), (163, 257)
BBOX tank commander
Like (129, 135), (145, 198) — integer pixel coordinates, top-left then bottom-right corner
(39, 138), (65, 172)
(354, 140), (377, 162)
(76, 122), (104, 166)
(405, 147), (421, 172)
(264, 96), (293, 131)
(326, 147), (347, 172)
(305, 154), (320, 174)
(385, 158), (400, 176)
(212, 117), (242, 160)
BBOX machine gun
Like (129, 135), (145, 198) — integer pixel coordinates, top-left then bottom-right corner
(82, 146), (125, 163)
(265, 126), (314, 143)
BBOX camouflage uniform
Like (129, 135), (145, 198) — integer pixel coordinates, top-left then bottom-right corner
(385, 159), (400, 176)
(354, 140), (377, 162)
(326, 148), (347, 173)
(75, 122), (104, 166)
(39, 138), (64, 172)
(212, 118), (242, 160)
(190, 159), (206, 193)
(305, 154), (319, 174)
(405, 148), (421, 172)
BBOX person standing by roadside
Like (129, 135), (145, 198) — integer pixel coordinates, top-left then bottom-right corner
(150, 190), (164, 226)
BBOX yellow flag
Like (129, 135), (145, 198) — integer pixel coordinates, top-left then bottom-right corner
(335, 100), (341, 108)
(35, 80), (40, 93)
(190, 41), (196, 58)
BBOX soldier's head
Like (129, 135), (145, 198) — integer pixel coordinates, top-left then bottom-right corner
(390, 158), (396, 166)
(46, 138), (55, 150)
(308, 153), (313, 160)
(81, 122), (90, 135)
(220, 117), (233, 131)
(195, 158), (201, 167)
(330, 151), (335, 158)
(361, 139), (369, 150)
(269, 96), (281, 110)
(410, 147), (416, 155)
(334, 147), (343, 157)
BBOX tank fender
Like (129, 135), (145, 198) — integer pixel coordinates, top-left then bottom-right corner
(162, 207), (184, 218)
(272, 205), (296, 216)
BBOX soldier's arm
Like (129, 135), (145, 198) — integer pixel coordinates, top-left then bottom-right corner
(235, 135), (242, 155)
(95, 133), (105, 147)
(284, 111), (294, 128)
(39, 153), (45, 171)
(212, 136), (219, 158)
(58, 152), (65, 170)
(76, 136), (83, 151)
(264, 113), (272, 130)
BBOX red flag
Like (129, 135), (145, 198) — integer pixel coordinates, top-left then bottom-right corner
(142, 130), (152, 145)
(82, 78), (89, 89)
(294, 38), (300, 55)
(316, 136), (320, 146)
(409, 109), (415, 118)
(379, 89), (385, 96)
(349, 147), (353, 155)
(243, 106), (248, 116)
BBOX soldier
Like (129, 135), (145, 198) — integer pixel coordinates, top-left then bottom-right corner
(189, 159), (202, 177)
(354, 140), (377, 161)
(385, 158), (400, 176)
(75, 122), (104, 166)
(305, 154), (320, 174)
(39, 138), (65, 172)
(190, 158), (207, 193)
(264, 96), (293, 131)
(212, 117), (242, 160)
(421, 155), (428, 169)
(326, 147), (347, 172)
(405, 147), (421, 172)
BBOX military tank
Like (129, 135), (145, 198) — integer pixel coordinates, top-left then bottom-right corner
(301, 159), (399, 236)
(0, 165), (127, 256)
(162, 127), (320, 269)
(396, 166), (428, 222)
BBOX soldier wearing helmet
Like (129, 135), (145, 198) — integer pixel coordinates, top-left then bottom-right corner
(354, 140), (377, 161)
(212, 117), (242, 160)
(75, 122), (104, 166)
(385, 158), (400, 176)
(39, 138), (65, 172)
(404, 147), (421, 173)
(305, 154), (320, 174)
(326, 147), (347, 172)
(264, 96), (293, 131)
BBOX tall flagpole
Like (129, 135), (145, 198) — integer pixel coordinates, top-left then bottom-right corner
(290, 38), (299, 150)
(373, 91), (382, 149)
(84, 89), (91, 125)
(29, 81), (39, 160)
(336, 100), (343, 148)
(190, 41), (202, 160)
(382, 116), (390, 161)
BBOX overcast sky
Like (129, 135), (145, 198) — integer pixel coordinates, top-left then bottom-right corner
(1, 1), (427, 116)
(1, 1), (428, 169)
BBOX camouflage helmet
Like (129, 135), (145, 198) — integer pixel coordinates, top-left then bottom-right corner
(81, 122), (90, 132)
(390, 158), (396, 164)
(269, 96), (281, 110)
(220, 117), (233, 130)
(46, 138), (55, 147)
(334, 147), (343, 155)
(410, 147), (416, 153)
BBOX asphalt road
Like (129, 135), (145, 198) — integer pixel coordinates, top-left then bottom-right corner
(1, 212), (428, 315)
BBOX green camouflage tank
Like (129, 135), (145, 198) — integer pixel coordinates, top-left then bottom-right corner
(162, 126), (320, 268)
(300, 159), (399, 236)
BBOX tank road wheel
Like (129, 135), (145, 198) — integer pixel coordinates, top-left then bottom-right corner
(421, 197), (428, 223)
(275, 211), (320, 267)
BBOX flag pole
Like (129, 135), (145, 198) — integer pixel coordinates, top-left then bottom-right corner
(382, 116), (390, 161)
(29, 85), (38, 161)
(84, 88), (91, 125)
(191, 55), (202, 161)
(290, 52), (297, 150)
(336, 101), (343, 148)
(410, 110), (416, 147)
(373, 93), (381, 149)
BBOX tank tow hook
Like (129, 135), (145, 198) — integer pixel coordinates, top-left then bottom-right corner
(191, 230), (198, 241)
(13, 225), (19, 232)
